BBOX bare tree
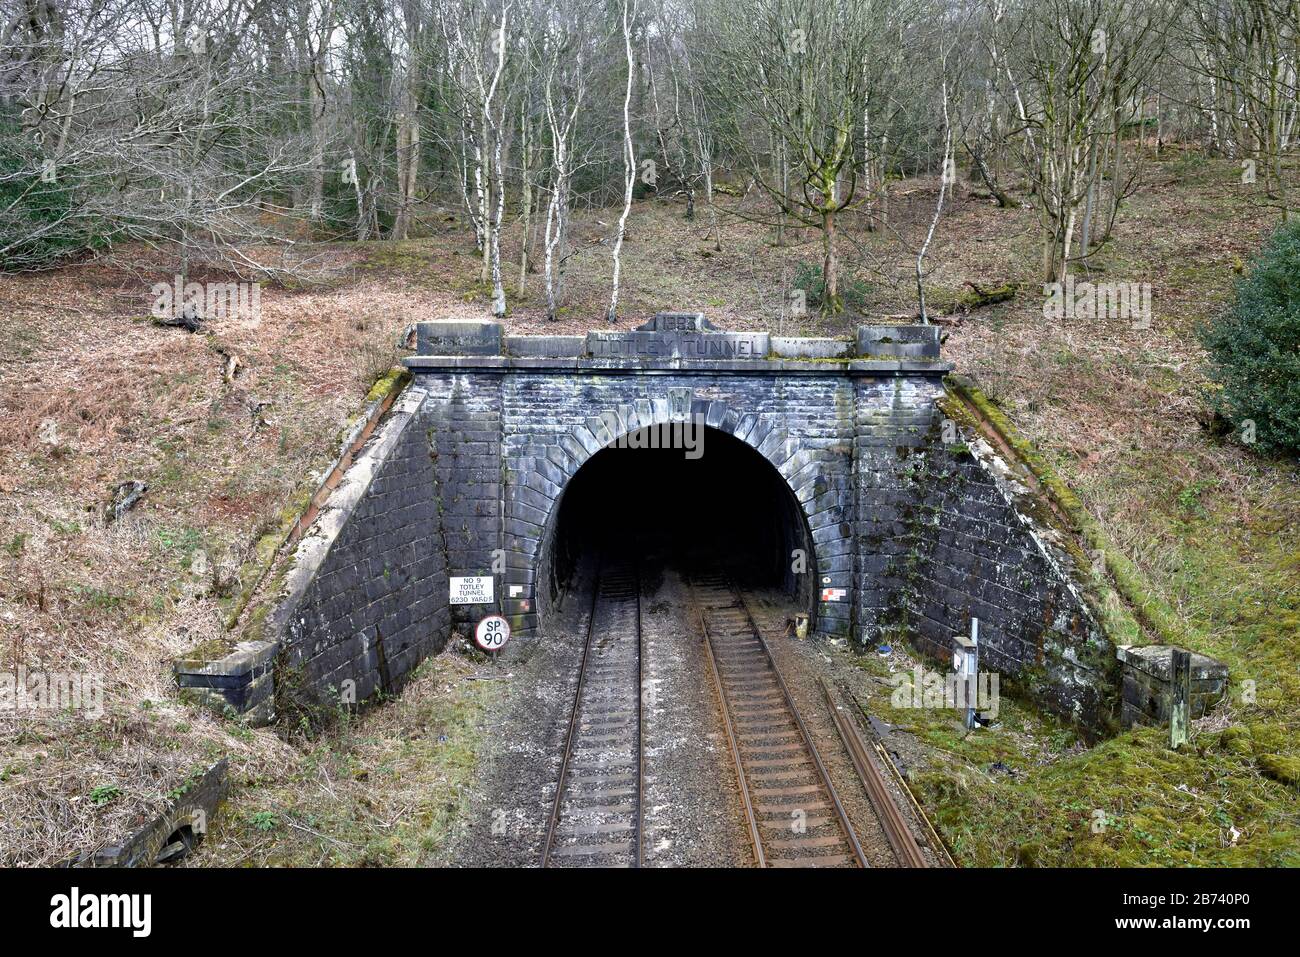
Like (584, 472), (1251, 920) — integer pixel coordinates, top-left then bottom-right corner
(391, 0), (428, 240)
(1, 0), (320, 278)
(606, 0), (634, 324)
(540, 3), (589, 320)
(1180, 0), (1299, 219)
(990, 0), (1178, 282)
(485, 1), (509, 315)
(291, 0), (337, 224)
(917, 71), (955, 324)
(699, 0), (915, 315)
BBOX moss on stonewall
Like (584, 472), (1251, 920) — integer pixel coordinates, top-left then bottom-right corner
(945, 374), (1195, 653)
(856, 363), (1300, 867)
(196, 367), (413, 679)
(365, 365), (412, 404)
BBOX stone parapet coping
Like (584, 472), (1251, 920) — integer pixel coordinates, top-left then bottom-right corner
(416, 318), (942, 364)
(256, 383), (431, 647)
(404, 355), (952, 375)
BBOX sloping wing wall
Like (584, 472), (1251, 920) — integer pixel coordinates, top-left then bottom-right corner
(852, 375), (1117, 730)
(908, 424), (1119, 730)
(253, 386), (449, 715)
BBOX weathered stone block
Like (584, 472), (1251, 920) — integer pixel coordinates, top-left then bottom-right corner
(586, 329), (770, 360)
(638, 311), (713, 332)
(771, 337), (853, 359)
(175, 640), (278, 724)
(856, 324), (941, 358)
(506, 335), (585, 357)
(417, 320), (503, 355)
(1118, 644), (1229, 728)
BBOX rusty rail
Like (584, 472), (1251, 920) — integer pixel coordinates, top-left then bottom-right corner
(847, 687), (957, 868)
(694, 599), (767, 867)
(819, 677), (933, 867)
(688, 573), (867, 868)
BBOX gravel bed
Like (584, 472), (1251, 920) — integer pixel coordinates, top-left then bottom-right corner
(438, 559), (749, 867)
(439, 566), (946, 868)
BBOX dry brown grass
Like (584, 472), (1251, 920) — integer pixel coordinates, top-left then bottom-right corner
(0, 248), (466, 863)
(0, 147), (1294, 866)
(192, 647), (492, 868)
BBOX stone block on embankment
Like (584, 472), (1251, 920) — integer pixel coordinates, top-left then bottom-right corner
(856, 324), (941, 358)
(1118, 644), (1229, 728)
(417, 320), (503, 355)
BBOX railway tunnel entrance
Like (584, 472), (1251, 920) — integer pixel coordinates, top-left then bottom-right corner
(185, 316), (1121, 743)
(537, 423), (819, 632)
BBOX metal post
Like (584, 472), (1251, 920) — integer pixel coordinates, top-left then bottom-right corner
(953, 618), (979, 730)
(1170, 648), (1191, 749)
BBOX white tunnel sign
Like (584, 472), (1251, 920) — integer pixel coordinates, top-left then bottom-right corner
(450, 576), (494, 605)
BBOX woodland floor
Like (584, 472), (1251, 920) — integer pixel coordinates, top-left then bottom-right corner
(0, 147), (1296, 866)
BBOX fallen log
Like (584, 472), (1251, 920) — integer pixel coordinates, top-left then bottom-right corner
(959, 280), (1017, 311)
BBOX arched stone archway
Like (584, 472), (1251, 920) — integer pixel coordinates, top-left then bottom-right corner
(502, 394), (841, 640)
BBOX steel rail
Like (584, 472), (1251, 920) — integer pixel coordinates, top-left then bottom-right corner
(633, 555), (644, 869)
(690, 573), (867, 868)
(540, 560), (603, 867)
(692, 593), (767, 867)
(541, 556), (644, 868)
(820, 677), (931, 868)
(848, 687), (956, 868)
(728, 585), (869, 869)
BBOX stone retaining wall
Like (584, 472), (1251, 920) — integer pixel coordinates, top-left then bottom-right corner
(178, 386), (449, 722)
(908, 427), (1117, 730)
(269, 385), (449, 711)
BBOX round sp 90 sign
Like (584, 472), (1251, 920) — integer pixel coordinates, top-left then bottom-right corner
(475, 615), (510, 652)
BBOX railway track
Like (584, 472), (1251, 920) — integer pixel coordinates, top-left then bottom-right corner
(820, 678), (936, 867)
(687, 572), (868, 868)
(541, 559), (644, 867)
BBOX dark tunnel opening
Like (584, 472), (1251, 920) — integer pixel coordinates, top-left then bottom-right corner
(538, 424), (817, 627)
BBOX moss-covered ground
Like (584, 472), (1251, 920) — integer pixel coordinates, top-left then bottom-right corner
(197, 651), (495, 866)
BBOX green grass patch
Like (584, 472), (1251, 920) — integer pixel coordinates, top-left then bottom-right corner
(202, 654), (493, 866)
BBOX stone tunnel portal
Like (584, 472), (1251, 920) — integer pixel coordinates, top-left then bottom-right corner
(183, 315), (1125, 738)
(537, 424), (818, 630)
